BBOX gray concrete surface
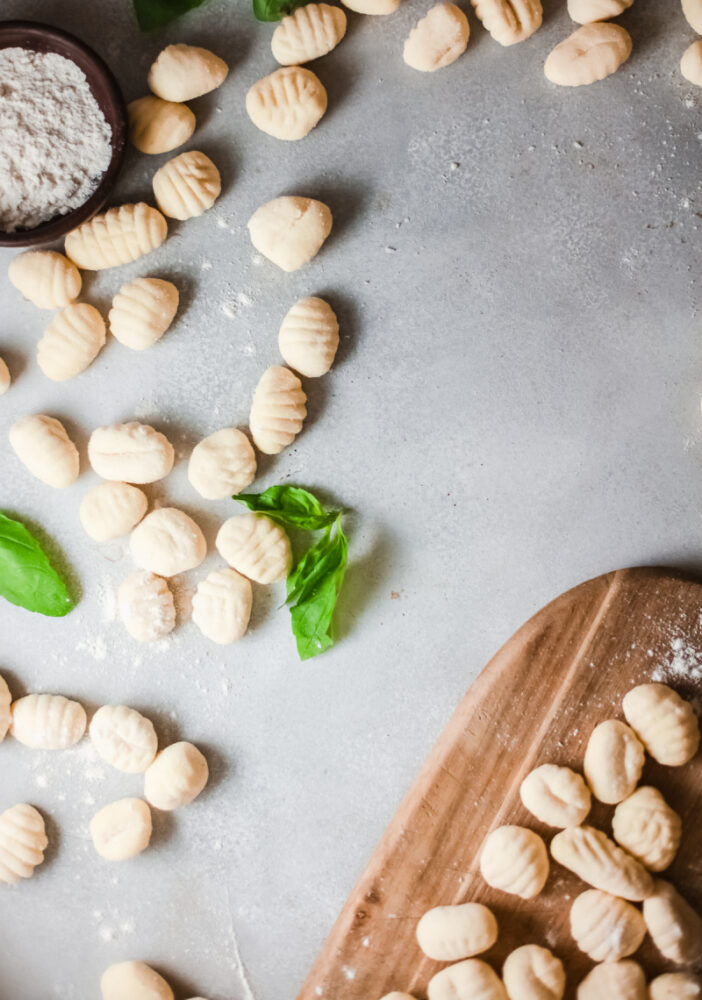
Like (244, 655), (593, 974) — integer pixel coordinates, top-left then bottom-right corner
(1, 0), (701, 996)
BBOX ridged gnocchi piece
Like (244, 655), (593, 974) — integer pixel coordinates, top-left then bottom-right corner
(0, 673), (10, 743)
(479, 825), (549, 899)
(65, 203), (167, 271)
(584, 720), (644, 804)
(144, 741), (209, 810)
(623, 683), (700, 766)
(681, 42), (702, 87)
(148, 43), (228, 102)
(272, 3), (347, 65)
(9, 414), (79, 488)
(90, 798), (152, 861)
(550, 825), (653, 901)
(570, 889), (646, 962)
(249, 365), (307, 454)
(101, 961), (174, 1000)
(109, 277), (179, 351)
(403, 4), (470, 71)
(152, 150), (221, 220)
(118, 571), (176, 643)
(248, 195), (332, 271)
(216, 513), (292, 585)
(341, 0), (401, 13)
(682, 0), (702, 33)
(37, 303), (106, 381)
(80, 482), (148, 542)
(428, 958), (508, 1000)
(88, 422), (174, 484)
(0, 804), (48, 884)
(577, 961), (647, 1000)
(643, 880), (702, 964)
(247, 67), (327, 141)
(650, 973), (701, 1000)
(519, 763), (591, 828)
(0, 356), (9, 395)
(8, 250), (82, 309)
(471, 0), (542, 45)
(612, 786), (681, 872)
(566, 0), (633, 23)
(502, 945), (566, 1000)
(416, 902), (498, 961)
(544, 23), (632, 86)
(11, 693), (86, 749)
(188, 428), (257, 499)
(128, 95), (196, 155)
(192, 568), (252, 645)
(278, 296), (339, 377)
(130, 508), (207, 577)
(89, 705), (158, 773)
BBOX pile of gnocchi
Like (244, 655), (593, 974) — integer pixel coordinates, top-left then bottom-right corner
(382, 682), (702, 1000)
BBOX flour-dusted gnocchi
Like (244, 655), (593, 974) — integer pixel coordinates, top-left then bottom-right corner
(80, 482), (148, 542)
(89, 705), (158, 773)
(682, 0), (702, 33)
(148, 43), (228, 102)
(576, 961), (647, 1000)
(0, 674), (10, 743)
(519, 763), (591, 827)
(9, 414), (79, 488)
(403, 4), (470, 71)
(566, 0), (633, 23)
(187, 428), (257, 499)
(37, 303), (106, 381)
(8, 249), (82, 309)
(248, 195), (332, 271)
(216, 514), (292, 584)
(90, 798), (153, 861)
(152, 150), (221, 220)
(101, 961), (174, 1000)
(278, 296), (339, 377)
(144, 741), (209, 810)
(11, 693), (86, 749)
(118, 571), (176, 643)
(191, 568), (252, 644)
(650, 974), (701, 1000)
(569, 889), (646, 962)
(246, 67), (328, 141)
(583, 720), (644, 804)
(109, 277), (179, 351)
(502, 945), (566, 1000)
(249, 366), (307, 455)
(0, 804), (48, 884)
(130, 508), (207, 577)
(550, 825), (653, 901)
(0, 356), (10, 395)
(416, 902), (498, 961)
(272, 3), (347, 64)
(681, 42), (702, 87)
(544, 23), (632, 86)
(623, 683), (700, 766)
(428, 958), (507, 1000)
(88, 422), (175, 484)
(65, 203), (168, 270)
(479, 825), (549, 899)
(643, 880), (702, 965)
(471, 0), (542, 45)
(342, 0), (402, 13)
(612, 786), (681, 872)
(128, 95), (196, 155)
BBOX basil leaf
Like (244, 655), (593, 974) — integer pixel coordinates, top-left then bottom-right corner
(288, 518), (347, 660)
(132, 0), (208, 31)
(0, 512), (75, 617)
(235, 485), (338, 531)
(252, 0), (308, 21)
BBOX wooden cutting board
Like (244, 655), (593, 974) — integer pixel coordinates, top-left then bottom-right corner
(297, 568), (702, 1000)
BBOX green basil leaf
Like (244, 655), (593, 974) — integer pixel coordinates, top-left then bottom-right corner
(235, 485), (338, 531)
(0, 512), (75, 617)
(289, 519), (347, 660)
(132, 0), (208, 31)
(252, 0), (309, 21)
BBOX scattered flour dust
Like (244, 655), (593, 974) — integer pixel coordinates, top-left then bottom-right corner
(652, 633), (702, 685)
(0, 47), (112, 231)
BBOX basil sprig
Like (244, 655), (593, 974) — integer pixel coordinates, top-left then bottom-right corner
(132, 0), (208, 30)
(235, 485), (338, 531)
(252, 0), (309, 21)
(0, 512), (75, 617)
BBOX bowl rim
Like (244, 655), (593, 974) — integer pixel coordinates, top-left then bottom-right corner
(0, 19), (128, 249)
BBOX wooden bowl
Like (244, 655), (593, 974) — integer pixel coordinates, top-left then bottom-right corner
(0, 20), (127, 248)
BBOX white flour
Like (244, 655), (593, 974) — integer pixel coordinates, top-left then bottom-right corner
(0, 47), (112, 232)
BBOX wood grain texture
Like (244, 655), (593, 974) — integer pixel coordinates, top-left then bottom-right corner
(298, 568), (702, 1000)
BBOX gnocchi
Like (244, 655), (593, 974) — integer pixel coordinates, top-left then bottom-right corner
(88, 422), (174, 484)
(247, 195), (332, 271)
(148, 44), (228, 102)
(682, 0), (702, 33)
(80, 482), (148, 542)
(249, 365), (307, 454)
(144, 741), (209, 810)
(272, 3), (347, 65)
(187, 427), (257, 499)
(9, 414), (79, 488)
(109, 277), (179, 351)
(101, 961), (173, 1000)
(0, 673), (10, 743)
(130, 508), (207, 577)
(471, 0), (542, 46)
(544, 23), (632, 87)
(0, 356), (9, 395)
(65, 203), (168, 270)
(428, 958), (507, 1000)
(278, 296), (340, 377)
(502, 945), (565, 1000)
(191, 568), (252, 645)
(416, 901), (498, 961)
(246, 66), (328, 141)
(583, 720), (644, 804)
(89, 705), (158, 773)
(569, 889), (646, 962)
(403, 4), (470, 72)
(37, 303), (106, 381)
(566, 0), (633, 22)
(612, 786), (681, 872)
(0, 803), (48, 884)
(622, 683), (700, 766)
(519, 763), (591, 827)
(341, 0), (401, 13)
(128, 95), (196, 155)
(118, 571), (176, 643)
(152, 150), (221, 220)
(90, 798), (153, 861)
(550, 825), (653, 901)
(11, 693), (86, 749)
(681, 42), (702, 87)
(8, 249), (81, 309)
(479, 825), (549, 899)
(216, 513), (292, 584)
(576, 961), (647, 1000)
(650, 974), (701, 1000)
(643, 879), (702, 965)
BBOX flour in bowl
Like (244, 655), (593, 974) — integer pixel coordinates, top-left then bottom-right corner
(0, 47), (113, 232)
